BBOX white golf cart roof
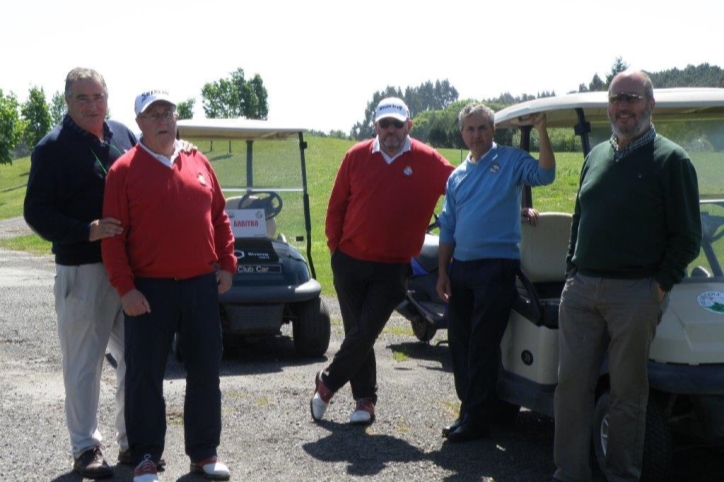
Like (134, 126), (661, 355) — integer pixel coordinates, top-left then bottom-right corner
(177, 118), (308, 140)
(495, 88), (724, 129)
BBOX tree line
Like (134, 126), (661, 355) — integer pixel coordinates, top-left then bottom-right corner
(355, 58), (724, 152)
(2, 60), (724, 165)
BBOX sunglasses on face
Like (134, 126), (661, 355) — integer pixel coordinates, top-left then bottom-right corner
(609, 93), (644, 104)
(378, 118), (405, 129)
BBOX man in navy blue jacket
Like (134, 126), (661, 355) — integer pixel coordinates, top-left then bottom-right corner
(24, 67), (137, 479)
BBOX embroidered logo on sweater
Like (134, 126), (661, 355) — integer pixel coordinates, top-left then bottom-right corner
(197, 173), (207, 186)
(403, 166), (413, 177)
(489, 162), (501, 174)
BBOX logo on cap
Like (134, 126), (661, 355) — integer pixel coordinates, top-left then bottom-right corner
(140, 90), (168, 101)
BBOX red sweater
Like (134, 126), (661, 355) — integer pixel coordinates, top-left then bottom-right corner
(326, 138), (454, 263)
(102, 146), (236, 296)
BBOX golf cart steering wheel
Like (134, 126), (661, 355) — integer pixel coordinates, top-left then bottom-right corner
(238, 191), (283, 219)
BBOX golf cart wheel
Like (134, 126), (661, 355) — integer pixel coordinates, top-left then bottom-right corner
(172, 332), (183, 362)
(292, 297), (331, 357)
(592, 391), (672, 482)
(411, 316), (437, 343)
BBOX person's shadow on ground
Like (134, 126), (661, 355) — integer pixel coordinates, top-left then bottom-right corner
(302, 412), (596, 482)
(302, 420), (427, 476)
(302, 413), (563, 481)
(386, 339), (453, 373)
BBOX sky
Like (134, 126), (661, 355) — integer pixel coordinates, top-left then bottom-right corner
(3, 0), (721, 134)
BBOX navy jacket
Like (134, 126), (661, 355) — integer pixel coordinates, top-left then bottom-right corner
(24, 115), (137, 265)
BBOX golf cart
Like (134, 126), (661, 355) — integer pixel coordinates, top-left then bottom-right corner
(174, 119), (330, 358)
(400, 88), (724, 480)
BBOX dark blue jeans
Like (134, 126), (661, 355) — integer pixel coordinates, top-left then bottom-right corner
(447, 258), (519, 425)
(323, 250), (409, 403)
(124, 272), (222, 464)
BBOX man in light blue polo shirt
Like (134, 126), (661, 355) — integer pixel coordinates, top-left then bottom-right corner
(436, 103), (555, 443)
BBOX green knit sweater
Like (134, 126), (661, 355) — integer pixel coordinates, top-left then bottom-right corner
(567, 134), (701, 291)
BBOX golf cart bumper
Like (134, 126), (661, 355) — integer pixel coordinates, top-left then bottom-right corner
(219, 279), (322, 335)
(649, 362), (724, 444)
(649, 362), (724, 394)
(219, 278), (322, 304)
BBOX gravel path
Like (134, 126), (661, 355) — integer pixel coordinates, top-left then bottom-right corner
(0, 216), (32, 239)
(0, 226), (721, 481)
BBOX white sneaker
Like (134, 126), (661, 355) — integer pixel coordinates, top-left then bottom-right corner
(133, 455), (160, 482)
(190, 456), (230, 480)
(349, 397), (375, 425)
(310, 371), (334, 421)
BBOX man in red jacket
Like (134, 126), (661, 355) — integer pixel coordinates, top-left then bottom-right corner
(102, 90), (236, 482)
(311, 97), (455, 425)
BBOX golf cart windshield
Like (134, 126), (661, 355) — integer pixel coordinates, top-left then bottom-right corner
(176, 118), (315, 274)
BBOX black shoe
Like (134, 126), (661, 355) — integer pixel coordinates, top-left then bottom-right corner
(118, 448), (167, 471)
(442, 418), (462, 438)
(446, 421), (489, 443)
(73, 446), (113, 479)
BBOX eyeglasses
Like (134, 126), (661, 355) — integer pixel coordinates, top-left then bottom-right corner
(378, 118), (405, 129)
(140, 110), (176, 121)
(609, 93), (644, 104)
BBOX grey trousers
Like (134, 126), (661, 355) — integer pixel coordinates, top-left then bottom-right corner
(553, 273), (662, 482)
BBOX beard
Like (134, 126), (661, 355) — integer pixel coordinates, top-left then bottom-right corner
(380, 133), (404, 155)
(609, 101), (654, 141)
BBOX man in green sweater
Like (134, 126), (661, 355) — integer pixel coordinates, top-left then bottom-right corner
(553, 70), (701, 482)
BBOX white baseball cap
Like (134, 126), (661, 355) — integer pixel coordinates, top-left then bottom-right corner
(375, 97), (410, 122)
(134, 90), (176, 116)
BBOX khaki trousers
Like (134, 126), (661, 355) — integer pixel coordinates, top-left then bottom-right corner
(553, 273), (662, 482)
(55, 263), (126, 458)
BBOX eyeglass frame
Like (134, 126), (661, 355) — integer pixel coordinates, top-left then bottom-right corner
(139, 110), (178, 122)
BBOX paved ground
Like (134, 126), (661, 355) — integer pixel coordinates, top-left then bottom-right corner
(0, 218), (722, 481)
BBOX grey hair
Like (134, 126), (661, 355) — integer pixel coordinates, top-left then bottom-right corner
(458, 103), (495, 130)
(64, 68), (108, 100)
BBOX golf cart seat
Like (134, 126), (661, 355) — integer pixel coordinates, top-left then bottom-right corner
(225, 196), (277, 239)
(514, 212), (572, 328)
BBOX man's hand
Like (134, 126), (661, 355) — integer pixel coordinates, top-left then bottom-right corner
(179, 139), (197, 153)
(217, 270), (233, 294)
(531, 112), (547, 132)
(522, 207), (540, 226)
(122, 289), (151, 316)
(436, 273), (452, 302)
(656, 282), (667, 302)
(89, 217), (123, 241)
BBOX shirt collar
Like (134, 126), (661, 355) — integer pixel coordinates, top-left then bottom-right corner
(610, 125), (656, 161)
(138, 139), (182, 168)
(63, 114), (112, 146)
(372, 136), (411, 164)
(467, 143), (497, 164)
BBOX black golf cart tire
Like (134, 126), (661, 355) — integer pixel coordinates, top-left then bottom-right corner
(411, 316), (437, 343)
(592, 390), (672, 482)
(292, 297), (331, 357)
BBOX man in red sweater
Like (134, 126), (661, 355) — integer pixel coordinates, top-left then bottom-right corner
(102, 90), (236, 482)
(311, 97), (454, 424)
